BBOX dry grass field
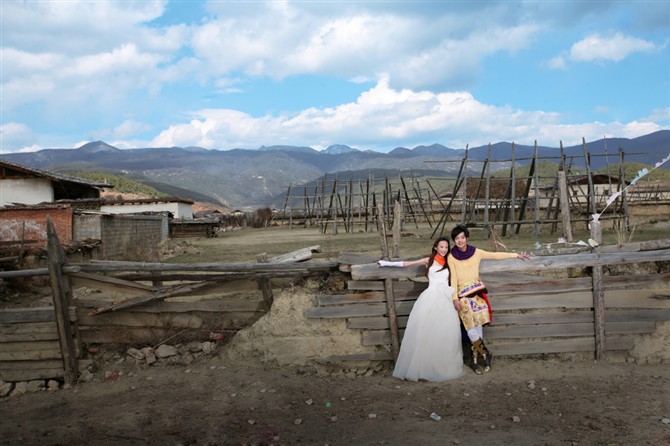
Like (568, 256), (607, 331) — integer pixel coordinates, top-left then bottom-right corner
(162, 219), (670, 264)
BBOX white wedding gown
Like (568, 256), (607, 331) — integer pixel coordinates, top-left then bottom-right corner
(392, 262), (465, 381)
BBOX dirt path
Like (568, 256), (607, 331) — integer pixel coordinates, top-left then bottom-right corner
(1, 350), (668, 446)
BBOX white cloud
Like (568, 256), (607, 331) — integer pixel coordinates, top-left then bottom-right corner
(570, 33), (655, 62)
(544, 55), (567, 70)
(2, 0), (168, 53)
(91, 120), (154, 141)
(189, 6), (539, 90)
(147, 79), (662, 151)
(0, 122), (38, 153)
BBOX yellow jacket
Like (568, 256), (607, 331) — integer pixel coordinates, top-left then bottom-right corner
(447, 248), (517, 300)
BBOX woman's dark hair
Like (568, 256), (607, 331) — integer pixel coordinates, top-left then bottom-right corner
(451, 224), (469, 241)
(426, 236), (450, 276)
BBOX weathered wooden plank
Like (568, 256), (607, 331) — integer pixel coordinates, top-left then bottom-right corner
(346, 280), (426, 292)
(318, 291), (387, 305)
(486, 277), (592, 295)
(351, 249), (670, 280)
(347, 280), (385, 291)
(70, 271), (156, 292)
(317, 290), (421, 306)
(0, 359), (64, 370)
(75, 298), (266, 313)
(486, 321), (656, 339)
(90, 281), (216, 315)
(347, 316), (404, 330)
(604, 308), (670, 322)
(605, 289), (670, 308)
(1, 349), (64, 361)
(0, 307), (75, 323)
(267, 245), (321, 263)
(338, 252), (379, 265)
(66, 260), (339, 273)
(0, 368), (64, 381)
(0, 321), (57, 334)
(494, 292), (592, 310)
(492, 289), (670, 310)
(0, 358), (93, 382)
(0, 321), (59, 342)
(489, 273), (670, 296)
(305, 303), (388, 319)
(76, 312), (204, 328)
(2, 340), (60, 352)
(78, 320), (258, 344)
(492, 308), (670, 325)
(365, 331), (633, 353)
(492, 311), (595, 325)
(600, 238), (670, 253)
(347, 308), (670, 331)
(488, 337), (635, 356)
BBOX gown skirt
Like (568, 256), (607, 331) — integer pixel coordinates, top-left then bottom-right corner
(392, 263), (465, 381)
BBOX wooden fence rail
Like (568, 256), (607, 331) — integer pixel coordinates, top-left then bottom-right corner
(1, 221), (669, 382)
(316, 242), (670, 362)
(0, 219), (338, 383)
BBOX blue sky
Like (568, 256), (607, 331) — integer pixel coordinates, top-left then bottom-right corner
(1, 0), (668, 154)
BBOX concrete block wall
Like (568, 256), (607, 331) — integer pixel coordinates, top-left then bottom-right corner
(99, 214), (164, 260)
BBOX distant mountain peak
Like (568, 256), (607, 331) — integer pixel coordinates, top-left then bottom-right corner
(257, 145), (317, 154)
(77, 141), (120, 153)
(323, 144), (357, 154)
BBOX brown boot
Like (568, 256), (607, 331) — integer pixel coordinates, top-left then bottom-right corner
(472, 339), (492, 373)
(469, 343), (483, 375)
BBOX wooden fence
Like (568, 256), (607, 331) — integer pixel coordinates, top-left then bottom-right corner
(311, 239), (670, 362)
(0, 219), (336, 383)
(1, 219), (669, 383)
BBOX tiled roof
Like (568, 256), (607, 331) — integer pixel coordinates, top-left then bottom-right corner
(0, 158), (111, 188)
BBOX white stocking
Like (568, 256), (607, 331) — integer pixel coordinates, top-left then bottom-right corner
(466, 326), (483, 343)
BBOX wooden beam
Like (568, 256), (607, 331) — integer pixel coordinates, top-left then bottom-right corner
(351, 248), (670, 280)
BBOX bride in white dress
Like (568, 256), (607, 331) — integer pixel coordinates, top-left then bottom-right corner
(378, 237), (465, 381)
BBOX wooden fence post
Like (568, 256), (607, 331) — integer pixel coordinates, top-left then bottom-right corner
(46, 217), (79, 385)
(377, 204), (400, 361)
(590, 220), (605, 360)
(558, 169), (573, 243)
(392, 200), (401, 259)
(256, 253), (274, 309)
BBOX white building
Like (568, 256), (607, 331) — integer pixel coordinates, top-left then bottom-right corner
(0, 159), (107, 207)
(100, 197), (194, 219)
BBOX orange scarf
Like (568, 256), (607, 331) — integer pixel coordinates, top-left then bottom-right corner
(433, 254), (446, 266)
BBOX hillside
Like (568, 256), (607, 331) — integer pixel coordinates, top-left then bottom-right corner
(2, 131), (668, 209)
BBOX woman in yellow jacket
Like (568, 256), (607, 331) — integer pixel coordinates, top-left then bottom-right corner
(447, 225), (530, 375)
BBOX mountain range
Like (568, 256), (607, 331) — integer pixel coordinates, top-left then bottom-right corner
(2, 130), (668, 210)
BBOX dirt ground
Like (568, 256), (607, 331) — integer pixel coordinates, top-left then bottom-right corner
(2, 224), (669, 445)
(2, 279), (670, 446)
(1, 348), (669, 446)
